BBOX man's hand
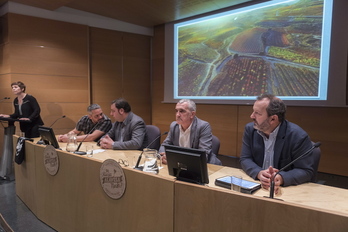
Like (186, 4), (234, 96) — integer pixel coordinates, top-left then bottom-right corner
(58, 134), (69, 142)
(269, 166), (283, 195)
(160, 152), (167, 164)
(257, 166), (281, 190)
(99, 135), (114, 149)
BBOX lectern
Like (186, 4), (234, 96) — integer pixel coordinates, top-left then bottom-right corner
(0, 117), (17, 180)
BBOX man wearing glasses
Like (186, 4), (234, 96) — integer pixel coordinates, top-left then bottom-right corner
(240, 93), (316, 194)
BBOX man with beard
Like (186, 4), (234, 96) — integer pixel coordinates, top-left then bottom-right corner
(99, 98), (148, 150)
(58, 104), (112, 142)
(240, 94), (316, 194)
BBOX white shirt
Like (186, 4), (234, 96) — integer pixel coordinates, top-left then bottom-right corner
(179, 123), (192, 148)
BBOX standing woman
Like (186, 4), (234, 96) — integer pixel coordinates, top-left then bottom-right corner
(0, 81), (44, 138)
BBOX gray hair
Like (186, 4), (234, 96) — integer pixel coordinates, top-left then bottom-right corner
(178, 99), (196, 112)
(87, 104), (101, 113)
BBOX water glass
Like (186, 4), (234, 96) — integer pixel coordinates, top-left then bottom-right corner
(86, 145), (93, 157)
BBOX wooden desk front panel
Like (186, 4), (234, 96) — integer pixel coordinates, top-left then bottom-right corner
(17, 141), (174, 232)
(14, 139), (38, 214)
(174, 181), (348, 232)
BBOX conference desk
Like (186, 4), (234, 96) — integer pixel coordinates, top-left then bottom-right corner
(13, 137), (348, 232)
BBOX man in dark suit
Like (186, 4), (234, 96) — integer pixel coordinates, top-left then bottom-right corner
(240, 94), (316, 194)
(159, 99), (221, 165)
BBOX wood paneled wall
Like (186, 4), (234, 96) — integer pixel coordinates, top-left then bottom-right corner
(151, 25), (348, 177)
(0, 13), (151, 154)
(89, 28), (151, 123)
(1, 13), (90, 137)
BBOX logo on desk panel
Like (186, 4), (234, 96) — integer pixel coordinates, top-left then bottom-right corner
(43, 145), (59, 176)
(100, 159), (126, 200)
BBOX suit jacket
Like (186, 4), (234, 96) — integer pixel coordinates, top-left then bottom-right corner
(240, 120), (316, 186)
(106, 112), (148, 150)
(159, 117), (221, 165)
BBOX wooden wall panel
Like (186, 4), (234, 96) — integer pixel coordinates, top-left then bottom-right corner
(8, 14), (88, 77)
(151, 25), (170, 137)
(285, 107), (348, 176)
(123, 57), (151, 124)
(89, 27), (123, 111)
(8, 14), (88, 50)
(3, 13), (90, 136)
(89, 28), (152, 124)
(0, 45), (10, 74)
(123, 33), (151, 124)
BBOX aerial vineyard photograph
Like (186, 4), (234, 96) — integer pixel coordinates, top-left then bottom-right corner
(176, 0), (325, 98)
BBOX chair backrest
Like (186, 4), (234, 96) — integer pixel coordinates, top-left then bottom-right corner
(311, 141), (321, 182)
(212, 135), (220, 155)
(145, 125), (161, 150)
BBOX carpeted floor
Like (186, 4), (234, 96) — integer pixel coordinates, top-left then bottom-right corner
(0, 213), (14, 232)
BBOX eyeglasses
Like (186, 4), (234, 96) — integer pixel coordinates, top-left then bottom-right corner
(117, 159), (129, 167)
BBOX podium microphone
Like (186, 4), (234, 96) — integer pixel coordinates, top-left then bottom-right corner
(74, 120), (101, 155)
(0, 97), (10, 103)
(268, 142), (321, 199)
(134, 131), (168, 171)
(37, 115), (66, 145)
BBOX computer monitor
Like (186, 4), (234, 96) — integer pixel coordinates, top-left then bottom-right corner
(38, 126), (60, 149)
(164, 144), (209, 185)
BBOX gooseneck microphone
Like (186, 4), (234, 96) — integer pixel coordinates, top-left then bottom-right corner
(134, 132), (168, 171)
(269, 142), (321, 199)
(37, 115), (66, 145)
(49, 115), (66, 128)
(74, 120), (101, 155)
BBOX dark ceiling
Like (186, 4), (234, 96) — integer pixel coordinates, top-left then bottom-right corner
(0, 0), (265, 27)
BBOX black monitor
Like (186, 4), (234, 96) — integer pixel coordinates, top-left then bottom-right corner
(164, 145), (209, 185)
(38, 126), (60, 149)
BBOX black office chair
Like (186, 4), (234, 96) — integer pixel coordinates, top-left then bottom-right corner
(145, 125), (161, 150)
(212, 135), (220, 155)
(311, 141), (321, 183)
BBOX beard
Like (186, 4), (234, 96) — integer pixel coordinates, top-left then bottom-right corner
(253, 118), (271, 132)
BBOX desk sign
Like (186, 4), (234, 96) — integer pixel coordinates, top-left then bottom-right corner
(43, 145), (59, 176)
(100, 159), (126, 200)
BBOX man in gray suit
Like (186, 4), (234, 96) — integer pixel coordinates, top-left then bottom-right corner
(99, 98), (147, 150)
(159, 99), (221, 165)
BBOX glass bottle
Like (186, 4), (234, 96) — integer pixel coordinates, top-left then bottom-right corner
(66, 132), (77, 152)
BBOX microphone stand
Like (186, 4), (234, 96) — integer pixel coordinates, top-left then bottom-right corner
(37, 115), (66, 145)
(74, 120), (101, 155)
(268, 142), (321, 200)
(134, 132), (168, 171)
